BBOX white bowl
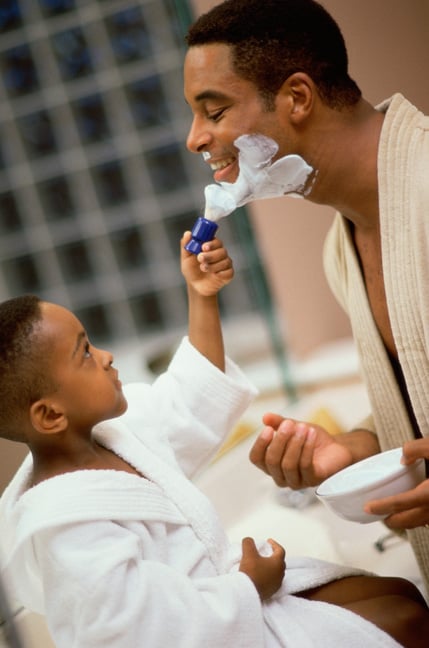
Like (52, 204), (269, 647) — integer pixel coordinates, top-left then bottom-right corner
(316, 448), (426, 523)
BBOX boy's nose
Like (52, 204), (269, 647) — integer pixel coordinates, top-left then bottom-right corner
(101, 350), (113, 368)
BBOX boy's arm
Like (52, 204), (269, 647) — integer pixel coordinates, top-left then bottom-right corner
(181, 231), (234, 372)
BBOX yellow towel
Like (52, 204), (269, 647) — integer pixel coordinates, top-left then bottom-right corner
(213, 407), (344, 463)
(213, 421), (256, 462)
(308, 407), (344, 436)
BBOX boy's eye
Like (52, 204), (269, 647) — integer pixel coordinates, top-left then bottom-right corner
(84, 342), (92, 358)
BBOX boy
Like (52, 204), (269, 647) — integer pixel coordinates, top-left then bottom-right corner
(0, 233), (428, 647)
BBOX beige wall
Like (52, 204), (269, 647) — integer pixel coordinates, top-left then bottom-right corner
(0, 441), (28, 494)
(189, 0), (429, 355)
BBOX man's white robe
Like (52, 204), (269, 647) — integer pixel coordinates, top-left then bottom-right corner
(324, 93), (429, 593)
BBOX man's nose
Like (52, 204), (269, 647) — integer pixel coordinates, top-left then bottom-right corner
(186, 118), (211, 153)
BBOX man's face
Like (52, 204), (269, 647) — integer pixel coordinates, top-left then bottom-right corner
(184, 43), (289, 184)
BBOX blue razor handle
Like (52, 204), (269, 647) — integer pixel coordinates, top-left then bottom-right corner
(185, 217), (218, 255)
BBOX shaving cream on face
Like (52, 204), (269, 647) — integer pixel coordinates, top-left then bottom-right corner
(185, 134), (315, 253)
(204, 134), (315, 221)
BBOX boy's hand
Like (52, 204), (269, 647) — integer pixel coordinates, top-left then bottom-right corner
(239, 537), (286, 600)
(181, 231), (234, 297)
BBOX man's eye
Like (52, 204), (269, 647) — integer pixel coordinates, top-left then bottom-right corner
(208, 109), (225, 122)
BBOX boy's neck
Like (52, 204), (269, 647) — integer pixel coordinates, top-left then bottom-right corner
(29, 436), (145, 486)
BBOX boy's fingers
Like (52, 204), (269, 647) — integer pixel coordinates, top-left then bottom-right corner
(267, 538), (284, 552)
(202, 237), (223, 252)
(267, 538), (286, 561)
(198, 247), (230, 267)
(241, 536), (259, 556)
(181, 231), (192, 249)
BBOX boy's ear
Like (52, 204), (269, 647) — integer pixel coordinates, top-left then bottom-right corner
(278, 72), (315, 125)
(30, 399), (68, 435)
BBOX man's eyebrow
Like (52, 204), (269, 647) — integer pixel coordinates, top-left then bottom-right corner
(72, 330), (86, 358)
(193, 90), (230, 103)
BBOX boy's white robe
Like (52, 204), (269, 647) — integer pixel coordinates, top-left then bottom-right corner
(0, 339), (400, 647)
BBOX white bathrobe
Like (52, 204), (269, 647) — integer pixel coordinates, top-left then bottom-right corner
(0, 338), (400, 647)
(324, 93), (429, 593)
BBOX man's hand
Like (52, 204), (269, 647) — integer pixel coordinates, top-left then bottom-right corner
(365, 438), (429, 528)
(249, 412), (355, 488)
(239, 537), (286, 600)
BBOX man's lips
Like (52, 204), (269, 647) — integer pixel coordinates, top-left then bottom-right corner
(208, 157), (237, 182)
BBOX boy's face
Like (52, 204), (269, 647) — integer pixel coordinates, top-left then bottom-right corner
(39, 302), (127, 431)
(184, 43), (292, 185)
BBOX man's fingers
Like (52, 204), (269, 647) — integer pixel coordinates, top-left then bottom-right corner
(249, 427), (275, 474)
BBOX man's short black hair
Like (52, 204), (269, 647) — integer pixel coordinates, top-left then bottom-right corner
(186, 0), (361, 109)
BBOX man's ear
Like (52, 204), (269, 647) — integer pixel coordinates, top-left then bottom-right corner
(278, 72), (315, 125)
(30, 399), (68, 435)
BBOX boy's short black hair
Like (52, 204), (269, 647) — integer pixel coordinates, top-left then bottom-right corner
(186, 0), (361, 110)
(0, 295), (53, 442)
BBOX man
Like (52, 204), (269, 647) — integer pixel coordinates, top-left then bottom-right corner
(183, 0), (429, 593)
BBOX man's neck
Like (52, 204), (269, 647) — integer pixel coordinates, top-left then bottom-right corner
(305, 99), (385, 232)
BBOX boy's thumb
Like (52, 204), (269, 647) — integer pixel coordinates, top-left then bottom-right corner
(241, 536), (259, 556)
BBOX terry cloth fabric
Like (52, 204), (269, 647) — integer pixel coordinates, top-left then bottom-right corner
(324, 93), (429, 595)
(1, 338), (400, 647)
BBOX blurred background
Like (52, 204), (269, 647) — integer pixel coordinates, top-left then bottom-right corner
(0, 0), (261, 357)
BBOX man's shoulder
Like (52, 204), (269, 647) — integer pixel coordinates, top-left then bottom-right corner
(378, 93), (428, 124)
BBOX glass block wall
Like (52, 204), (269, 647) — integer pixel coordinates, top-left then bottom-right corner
(0, 0), (265, 354)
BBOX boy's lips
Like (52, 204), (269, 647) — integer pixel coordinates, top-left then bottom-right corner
(112, 369), (122, 389)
